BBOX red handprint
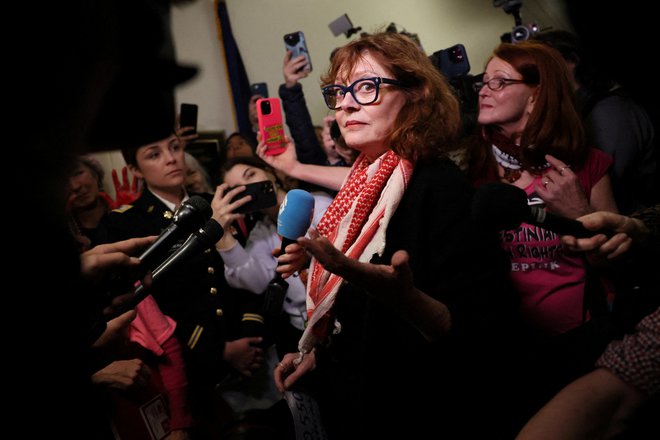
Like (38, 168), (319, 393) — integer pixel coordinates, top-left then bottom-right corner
(99, 167), (142, 209)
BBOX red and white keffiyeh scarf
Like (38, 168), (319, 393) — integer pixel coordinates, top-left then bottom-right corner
(298, 150), (414, 355)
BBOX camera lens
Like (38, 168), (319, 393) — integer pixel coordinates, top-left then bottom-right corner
(259, 100), (271, 115)
(511, 25), (529, 42)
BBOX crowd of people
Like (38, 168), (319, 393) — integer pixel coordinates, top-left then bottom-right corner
(29, 0), (658, 438)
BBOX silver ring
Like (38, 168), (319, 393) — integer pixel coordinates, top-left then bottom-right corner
(559, 165), (570, 175)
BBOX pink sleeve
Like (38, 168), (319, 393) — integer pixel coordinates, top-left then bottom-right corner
(159, 335), (194, 430)
(129, 295), (176, 356)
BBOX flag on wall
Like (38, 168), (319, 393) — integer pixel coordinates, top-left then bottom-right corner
(215, 0), (252, 136)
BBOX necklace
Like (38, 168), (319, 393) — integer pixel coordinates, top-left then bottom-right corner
(492, 144), (522, 183)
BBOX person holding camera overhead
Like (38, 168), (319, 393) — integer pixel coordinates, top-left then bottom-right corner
(269, 31), (520, 439)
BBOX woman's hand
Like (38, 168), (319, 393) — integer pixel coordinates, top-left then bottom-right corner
(274, 350), (316, 392)
(274, 241), (311, 279)
(256, 133), (300, 176)
(175, 114), (200, 146)
(537, 154), (592, 218)
(298, 228), (349, 275)
(283, 50), (310, 88)
(211, 183), (251, 249)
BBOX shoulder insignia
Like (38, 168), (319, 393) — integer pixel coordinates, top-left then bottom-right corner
(112, 204), (133, 213)
(163, 210), (173, 219)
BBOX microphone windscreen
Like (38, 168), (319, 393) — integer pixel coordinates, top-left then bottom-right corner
(471, 182), (530, 231)
(277, 189), (315, 240)
(199, 218), (224, 243)
(185, 195), (212, 219)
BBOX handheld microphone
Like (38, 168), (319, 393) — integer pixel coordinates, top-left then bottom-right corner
(263, 189), (315, 317)
(104, 196), (212, 301)
(277, 189), (316, 253)
(472, 182), (608, 238)
(113, 218), (224, 316)
(138, 195), (213, 270)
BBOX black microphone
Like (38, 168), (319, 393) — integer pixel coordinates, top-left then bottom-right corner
(472, 182), (609, 238)
(103, 195), (212, 301)
(138, 195), (213, 270)
(113, 218), (224, 316)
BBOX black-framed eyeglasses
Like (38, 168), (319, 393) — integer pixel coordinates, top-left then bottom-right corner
(321, 77), (404, 110)
(473, 78), (527, 93)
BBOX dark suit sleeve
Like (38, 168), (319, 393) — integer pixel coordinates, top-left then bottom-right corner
(279, 83), (327, 165)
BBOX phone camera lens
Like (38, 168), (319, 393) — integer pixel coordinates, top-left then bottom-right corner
(260, 100), (271, 115)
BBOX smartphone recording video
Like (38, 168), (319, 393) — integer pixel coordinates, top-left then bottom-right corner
(250, 82), (269, 98)
(284, 31), (312, 73)
(180, 103), (198, 134)
(257, 98), (286, 156)
(230, 180), (277, 214)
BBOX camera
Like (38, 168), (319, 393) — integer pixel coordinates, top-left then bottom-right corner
(511, 23), (539, 43)
(429, 44), (470, 80)
(494, 0), (539, 43)
(429, 44), (481, 136)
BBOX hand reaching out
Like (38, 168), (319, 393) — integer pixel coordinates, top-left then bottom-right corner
(299, 229), (451, 340)
(561, 210), (650, 262)
(300, 229), (414, 306)
(81, 236), (157, 281)
(91, 358), (152, 390)
(92, 309), (137, 348)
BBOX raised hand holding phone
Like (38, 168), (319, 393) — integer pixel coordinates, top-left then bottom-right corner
(257, 97), (286, 156)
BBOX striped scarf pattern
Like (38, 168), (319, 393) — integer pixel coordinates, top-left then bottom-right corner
(299, 150), (413, 354)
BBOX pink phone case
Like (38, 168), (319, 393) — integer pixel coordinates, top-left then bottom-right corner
(257, 98), (286, 156)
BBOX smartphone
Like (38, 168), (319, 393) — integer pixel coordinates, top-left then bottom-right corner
(230, 180), (277, 214)
(250, 82), (269, 98)
(180, 103), (198, 134)
(283, 31), (312, 73)
(257, 97), (286, 156)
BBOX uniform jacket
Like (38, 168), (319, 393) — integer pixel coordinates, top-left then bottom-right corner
(105, 189), (253, 389)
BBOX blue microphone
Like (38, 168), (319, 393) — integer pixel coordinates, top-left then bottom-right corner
(277, 189), (315, 249)
(263, 190), (315, 318)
